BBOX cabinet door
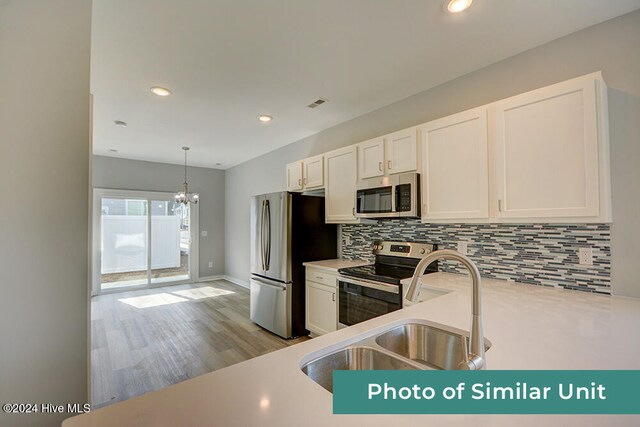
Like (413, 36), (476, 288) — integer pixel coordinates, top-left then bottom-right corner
(493, 77), (600, 219)
(286, 161), (303, 191)
(303, 155), (324, 189)
(386, 127), (418, 174)
(357, 137), (385, 179)
(305, 280), (337, 336)
(325, 146), (359, 223)
(421, 107), (489, 220)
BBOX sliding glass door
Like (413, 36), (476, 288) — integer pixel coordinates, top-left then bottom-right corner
(92, 190), (198, 294)
(150, 200), (190, 285)
(100, 197), (149, 290)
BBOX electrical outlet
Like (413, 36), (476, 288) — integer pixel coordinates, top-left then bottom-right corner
(201, 230), (208, 237)
(457, 241), (468, 255)
(578, 248), (593, 266)
(208, 261), (213, 268)
(344, 235), (352, 246)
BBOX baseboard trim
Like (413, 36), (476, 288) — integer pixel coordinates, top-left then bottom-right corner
(197, 275), (224, 282)
(223, 275), (250, 289)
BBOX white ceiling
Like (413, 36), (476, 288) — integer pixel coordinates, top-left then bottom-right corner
(91, 0), (640, 169)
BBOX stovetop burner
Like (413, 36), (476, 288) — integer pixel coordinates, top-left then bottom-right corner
(338, 240), (438, 285)
(338, 264), (415, 285)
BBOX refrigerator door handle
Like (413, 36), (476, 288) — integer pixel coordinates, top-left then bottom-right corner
(265, 199), (271, 271)
(251, 276), (287, 291)
(260, 199), (267, 271)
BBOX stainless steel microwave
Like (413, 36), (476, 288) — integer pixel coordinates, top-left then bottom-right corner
(355, 172), (420, 219)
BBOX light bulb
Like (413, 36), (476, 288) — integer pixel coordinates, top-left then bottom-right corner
(150, 86), (172, 97)
(447, 0), (473, 13)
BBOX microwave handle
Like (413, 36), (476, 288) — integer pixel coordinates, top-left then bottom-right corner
(390, 182), (397, 213)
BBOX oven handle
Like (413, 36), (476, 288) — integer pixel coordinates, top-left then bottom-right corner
(338, 276), (399, 295)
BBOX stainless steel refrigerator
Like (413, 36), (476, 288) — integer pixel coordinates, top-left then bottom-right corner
(250, 192), (337, 338)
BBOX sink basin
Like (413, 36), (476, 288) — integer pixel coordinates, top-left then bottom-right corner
(302, 346), (418, 392)
(375, 323), (491, 370)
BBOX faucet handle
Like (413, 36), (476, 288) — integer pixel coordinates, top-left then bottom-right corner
(458, 354), (485, 371)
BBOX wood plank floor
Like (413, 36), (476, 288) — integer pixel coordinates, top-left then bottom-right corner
(91, 280), (309, 408)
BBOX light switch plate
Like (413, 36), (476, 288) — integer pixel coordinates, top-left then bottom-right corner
(208, 261), (213, 268)
(201, 230), (208, 237)
(457, 241), (468, 255)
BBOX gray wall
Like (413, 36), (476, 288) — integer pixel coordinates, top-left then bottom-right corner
(93, 155), (226, 278)
(0, 1), (92, 426)
(225, 10), (640, 297)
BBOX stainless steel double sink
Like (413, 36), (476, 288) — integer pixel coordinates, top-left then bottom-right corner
(301, 321), (492, 392)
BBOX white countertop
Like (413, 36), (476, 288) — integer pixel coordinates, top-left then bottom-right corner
(303, 258), (370, 272)
(64, 273), (640, 427)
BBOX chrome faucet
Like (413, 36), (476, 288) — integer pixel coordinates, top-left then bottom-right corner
(405, 249), (486, 370)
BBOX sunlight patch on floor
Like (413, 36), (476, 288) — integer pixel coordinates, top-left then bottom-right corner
(118, 285), (236, 308)
(172, 287), (235, 300)
(119, 293), (189, 308)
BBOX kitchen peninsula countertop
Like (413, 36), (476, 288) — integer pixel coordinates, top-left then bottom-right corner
(64, 272), (640, 427)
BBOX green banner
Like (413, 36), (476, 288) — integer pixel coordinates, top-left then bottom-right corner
(333, 370), (640, 414)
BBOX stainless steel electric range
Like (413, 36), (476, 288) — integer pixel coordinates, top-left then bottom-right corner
(337, 240), (437, 328)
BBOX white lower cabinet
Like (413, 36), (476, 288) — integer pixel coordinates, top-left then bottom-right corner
(305, 267), (338, 336)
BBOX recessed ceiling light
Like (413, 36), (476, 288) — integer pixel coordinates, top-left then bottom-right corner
(258, 115), (273, 123)
(114, 120), (127, 127)
(447, 0), (473, 13)
(109, 149), (118, 153)
(150, 86), (172, 97)
(216, 162), (222, 166)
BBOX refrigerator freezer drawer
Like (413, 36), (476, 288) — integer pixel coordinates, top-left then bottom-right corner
(250, 277), (292, 338)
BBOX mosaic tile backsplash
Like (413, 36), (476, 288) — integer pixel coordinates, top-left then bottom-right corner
(340, 220), (611, 294)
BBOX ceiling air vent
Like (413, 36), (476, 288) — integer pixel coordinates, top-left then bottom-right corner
(307, 98), (328, 109)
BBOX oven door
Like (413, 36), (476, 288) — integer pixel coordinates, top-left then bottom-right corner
(338, 277), (401, 327)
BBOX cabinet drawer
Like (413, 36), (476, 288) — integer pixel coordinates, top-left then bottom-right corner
(305, 269), (338, 288)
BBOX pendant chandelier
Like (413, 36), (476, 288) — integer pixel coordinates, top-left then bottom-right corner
(175, 146), (199, 205)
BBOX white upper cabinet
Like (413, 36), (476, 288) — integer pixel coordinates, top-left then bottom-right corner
(357, 129), (419, 180)
(493, 74), (605, 220)
(285, 72), (610, 224)
(386, 127), (419, 174)
(325, 146), (359, 223)
(286, 161), (303, 191)
(303, 155), (324, 189)
(287, 155), (324, 191)
(357, 137), (385, 179)
(421, 107), (489, 221)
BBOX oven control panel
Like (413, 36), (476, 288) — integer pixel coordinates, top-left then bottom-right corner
(390, 244), (410, 253)
(373, 240), (436, 259)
